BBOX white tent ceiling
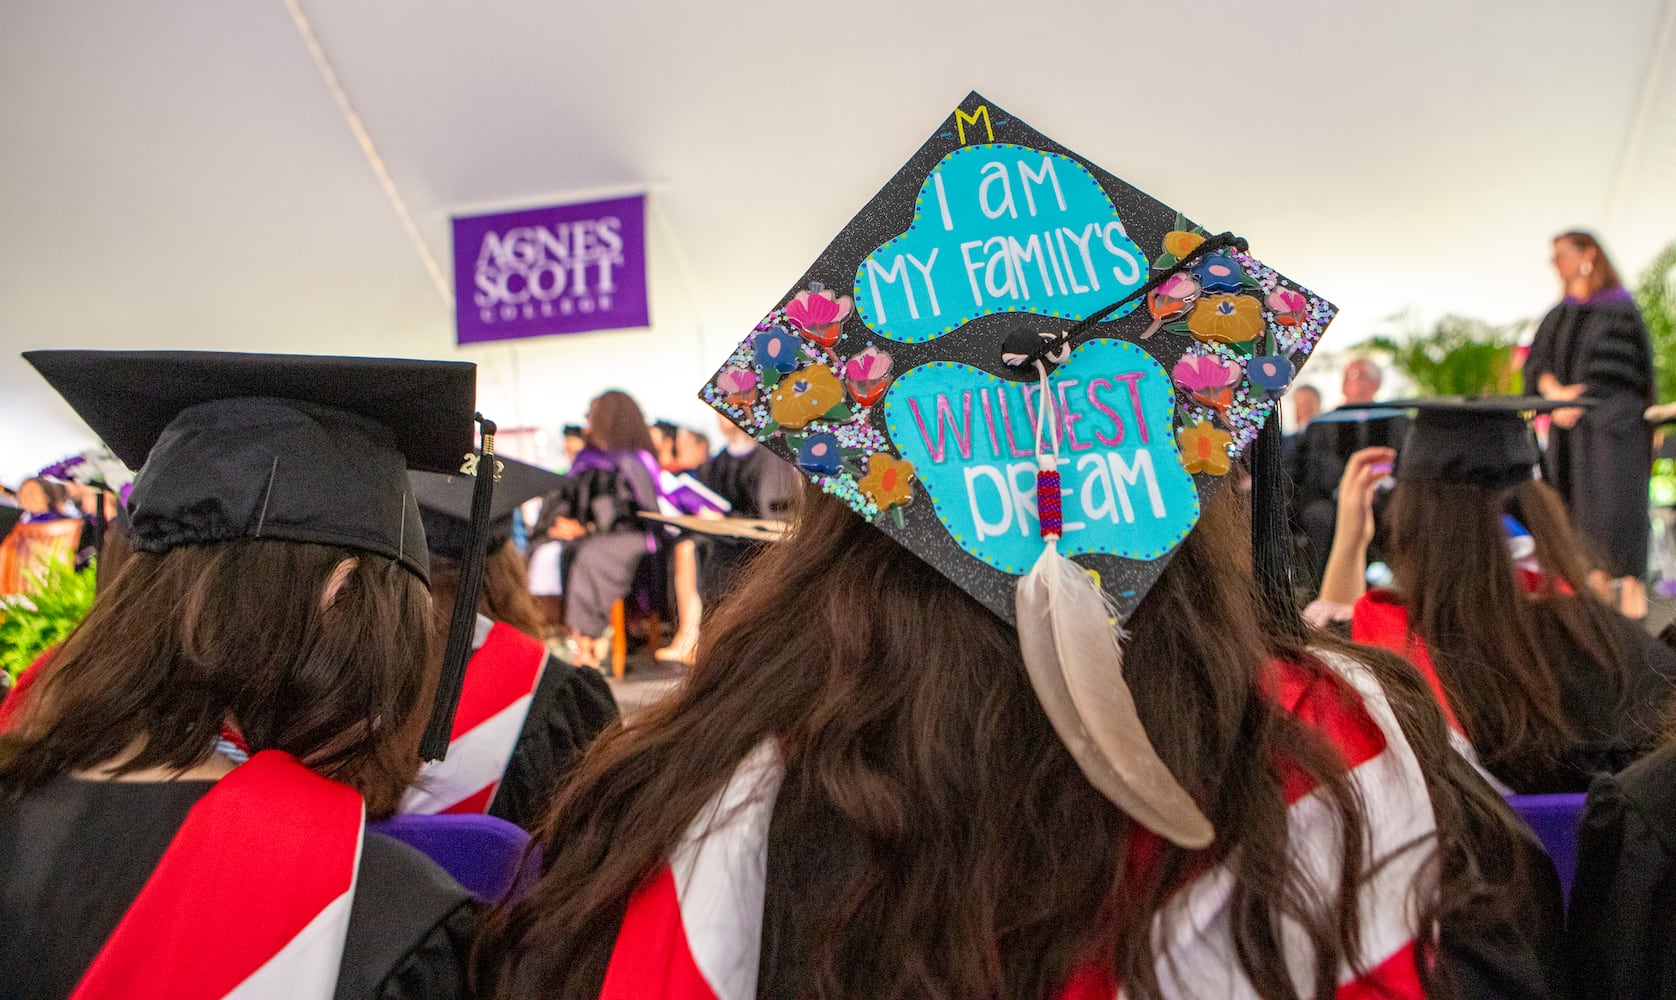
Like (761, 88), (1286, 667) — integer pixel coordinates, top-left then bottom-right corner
(3, 0), (1674, 482)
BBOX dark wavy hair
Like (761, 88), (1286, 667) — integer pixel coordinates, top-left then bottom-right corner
(586, 390), (656, 455)
(429, 539), (548, 641)
(477, 485), (1524, 998)
(0, 540), (434, 817)
(1556, 231), (1623, 294)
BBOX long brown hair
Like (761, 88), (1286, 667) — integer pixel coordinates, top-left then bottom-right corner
(1386, 477), (1627, 785)
(0, 540), (434, 817)
(429, 539), (548, 640)
(1557, 231), (1623, 294)
(478, 486), (1515, 998)
(587, 390), (656, 454)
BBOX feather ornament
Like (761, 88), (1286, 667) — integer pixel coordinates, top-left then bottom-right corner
(1015, 530), (1215, 850)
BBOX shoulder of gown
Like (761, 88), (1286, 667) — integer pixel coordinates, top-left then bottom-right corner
(488, 652), (620, 831)
(337, 831), (479, 1000)
(1566, 744), (1676, 999)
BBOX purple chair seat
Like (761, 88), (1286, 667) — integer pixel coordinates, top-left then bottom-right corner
(1504, 792), (1588, 904)
(370, 813), (540, 902)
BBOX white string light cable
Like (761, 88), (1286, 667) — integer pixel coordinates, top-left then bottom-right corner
(282, 0), (454, 307)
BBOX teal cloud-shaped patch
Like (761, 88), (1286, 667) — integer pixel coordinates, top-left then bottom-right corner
(854, 144), (1149, 344)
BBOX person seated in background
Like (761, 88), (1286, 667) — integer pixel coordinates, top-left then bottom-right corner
(673, 426), (710, 472)
(1314, 398), (1676, 794)
(1292, 359), (1407, 590)
(653, 417), (800, 666)
(15, 476), (70, 523)
(561, 423), (587, 469)
(543, 391), (665, 670)
(648, 419), (680, 472)
(1, 350), (481, 999)
(404, 456), (618, 831)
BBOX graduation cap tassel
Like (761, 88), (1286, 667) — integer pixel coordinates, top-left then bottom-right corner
(1250, 409), (1305, 639)
(1012, 360), (1214, 849)
(420, 414), (499, 762)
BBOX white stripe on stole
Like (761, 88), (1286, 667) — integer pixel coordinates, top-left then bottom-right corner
(225, 808), (365, 1000)
(400, 694), (537, 814)
(671, 740), (785, 1000)
(1138, 650), (1437, 999)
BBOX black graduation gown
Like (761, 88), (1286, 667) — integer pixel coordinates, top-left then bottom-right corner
(540, 451), (664, 636)
(758, 757), (1563, 1000)
(1522, 296), (1654, 578)
(690, 447), (799, 607)
(486, 651), (619, 831)
(0, 779), (475, 1000)
(1290, 411), (1408, 588)
(1567, 742), (1676, 999)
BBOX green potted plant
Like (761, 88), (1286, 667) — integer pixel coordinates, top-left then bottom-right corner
(0, 556), (97, 680)
(1356, 313), (1523, 397)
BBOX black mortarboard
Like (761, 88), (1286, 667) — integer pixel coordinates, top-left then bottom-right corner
(25, 349), (498, 761)
(25, 350), (477, 583)
(412, 455), (564, 559)
(1374, 396), (1589, 490)
(697, 93), (1337, 849)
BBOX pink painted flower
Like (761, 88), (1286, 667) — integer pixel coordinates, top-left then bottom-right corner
(1142, 271), (1201, 338)
(1267, 288), (1309, 327)
(1171, 353), (1240, 393)
(784, 283), (853, 348)
(844, 345), (892, 407)
(716, 365), (760, 406)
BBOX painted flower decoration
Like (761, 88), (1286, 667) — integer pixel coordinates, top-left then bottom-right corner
(1190, 254), (1245, 293)
(857, 452), (916, 510)
(715, 365), (760, 406)
(754, 326), (803, 373)
(1171, 353), (1240, 393)
(769, 364), (844, 428)
(1266, 288), (1309, 327)
(1163, 230), (1205, 258)
(796, 432), (843, 476)
(1142, 271), (1201, 338)
(784, 282), (853, 348)
(1187, 293), (1264, 344)
(1248, 354), (1295, 396)
(1177, 420), (1235, 476)
(844, 345), (892, 407)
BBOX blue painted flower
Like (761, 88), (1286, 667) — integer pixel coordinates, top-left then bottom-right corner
(796, 432), (842, 475)
(1191, 254), (1245, 293)
(753, 325), (802, 373)
(1247, 354), (1294, 396)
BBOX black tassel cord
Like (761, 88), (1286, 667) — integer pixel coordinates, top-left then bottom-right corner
(420, 415), (499, 762)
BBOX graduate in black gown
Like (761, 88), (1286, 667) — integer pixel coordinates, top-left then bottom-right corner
(478, 98), (1557, 1000)
(1315, 398), (1676, 793)
(407, 456), (618, 830)
(1523, 231), (1655, 618)
(689, 417), (800, 607)
(0, 351), (491, 999)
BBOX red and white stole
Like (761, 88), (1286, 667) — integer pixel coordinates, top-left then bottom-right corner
(400, 617), (547, 816)
(597, 651), (1437, 1000)
(71, 751), (364, 1000)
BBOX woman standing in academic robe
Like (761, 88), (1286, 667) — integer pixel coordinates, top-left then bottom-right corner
(0, 351), (480, 1000)
(1523, 231), (1655, 618)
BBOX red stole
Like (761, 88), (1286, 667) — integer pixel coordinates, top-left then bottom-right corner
(0, 649), (51, 732)
(598, 653), (1433, 1000)
(1350, 589), (1464, 735)
(71, 751), (364, 1000)
(400, 621), (547, 815)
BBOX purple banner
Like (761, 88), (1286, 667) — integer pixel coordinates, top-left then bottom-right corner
(453, 194), (649, 344)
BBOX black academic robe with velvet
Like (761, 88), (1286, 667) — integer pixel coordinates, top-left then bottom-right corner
(486, 652), (618, 831)
(1523, 294), (1654, 578)
(0, 779), (475, 1000)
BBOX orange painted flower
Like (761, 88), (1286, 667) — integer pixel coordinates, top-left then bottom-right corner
(1186, 293), (1264, 344)
(857, 452), (916, 509)
(1176, 420), (1234, 476)
(1163, 230), (1205, 258)
(769, 364), (844, 428)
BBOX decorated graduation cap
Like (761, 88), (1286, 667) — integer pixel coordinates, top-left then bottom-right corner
(699, 93), (1337, 848)
(24, 350), (500, 761)
(412, 455), (564, 559)
(1373, 396), (1590, 490)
